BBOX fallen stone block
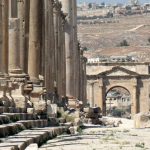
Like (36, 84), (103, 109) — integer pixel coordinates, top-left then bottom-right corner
(73, 118), (83, 126)
(0, 125), (9, 137)
(134, 112), (150, 128)
(58, 118), (66, 124)
(93, 107), (101, 114)
(69, 126), (79, 134)
(25, 144), (38, 150)
(27, 108), (34, 114)
(83, 107), (94, 113)
(85, 112), (99, 119)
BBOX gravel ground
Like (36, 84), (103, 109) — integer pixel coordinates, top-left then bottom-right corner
(39, 118), (150, 150)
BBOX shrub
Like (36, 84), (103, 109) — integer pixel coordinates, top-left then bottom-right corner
(119, 40), (129, 47)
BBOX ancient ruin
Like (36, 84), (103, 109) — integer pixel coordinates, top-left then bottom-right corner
(87, 62), (150, 117)
(0, 0), (87, 149)
(0, 0), (150, 149)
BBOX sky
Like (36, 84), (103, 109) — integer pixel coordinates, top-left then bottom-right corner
(77, 0), (150, 5)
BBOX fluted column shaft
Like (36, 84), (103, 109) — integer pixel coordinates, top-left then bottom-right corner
(17, 0), (26, 72)
(9, 0), (17, 18)
(60, 0), (74, 97)
(60, 13), (66, 97)
(0, 2), (2, 74)
(9, 18), (20, 72)
(0, 0), (9, 75)
(72, 0), (79, 98)
(28, 0), (42, 83)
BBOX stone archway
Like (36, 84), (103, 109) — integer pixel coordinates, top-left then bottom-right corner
(87, 66), (150, 117)
(105, 86), (131, 118)
(98, 78), (138, 117)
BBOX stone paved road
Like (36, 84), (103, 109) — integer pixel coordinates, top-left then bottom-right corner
(39, 118), (150, 150)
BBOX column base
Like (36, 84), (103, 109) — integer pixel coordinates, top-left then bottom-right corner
(0, 78), (16, 107)
(67, 96), (83, 109)
(9, 70), (28, 109)
(30, 84), (46, 115)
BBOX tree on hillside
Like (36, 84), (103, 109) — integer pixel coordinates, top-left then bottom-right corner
(119, 40), (129, 47)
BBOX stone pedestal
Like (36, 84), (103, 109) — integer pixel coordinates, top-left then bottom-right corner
(29, 85), (46, 115)
(0, 79), (10, 107)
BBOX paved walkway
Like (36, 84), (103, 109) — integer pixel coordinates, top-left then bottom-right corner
(39, 118), (150, 150)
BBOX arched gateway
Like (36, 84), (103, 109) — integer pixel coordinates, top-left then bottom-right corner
(87, 66), (150, 117)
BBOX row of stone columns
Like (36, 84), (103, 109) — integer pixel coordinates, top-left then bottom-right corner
(0, 0), (87, 114)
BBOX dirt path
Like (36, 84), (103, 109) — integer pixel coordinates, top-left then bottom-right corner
(128, 24), (145, 32)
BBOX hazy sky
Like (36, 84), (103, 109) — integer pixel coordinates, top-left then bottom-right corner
(77, 0), (150, 5)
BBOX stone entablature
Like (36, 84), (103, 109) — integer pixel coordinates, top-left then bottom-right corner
(87, 62), (150, 76)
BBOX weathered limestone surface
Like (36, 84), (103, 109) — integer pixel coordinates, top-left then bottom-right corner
(1, 0), (9, 75)
(60, 0), (74, 97)
(9, 18), (20, 72)
(9, 18), (27, 109)
(42, 0), (55, 93)
(134, 112), (150, 128)
(28, 0), (46, 114)
(0, 0), (87, 117)
(17, 0), (26, 72)
(87, 65), (150, 116)
(28, 0), (42, 82)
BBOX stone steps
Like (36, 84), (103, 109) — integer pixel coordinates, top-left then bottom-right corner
(0, 107), (27, 114)
(0, 107), (69, 150)
(0, 113), (38, 125)
(0, 126), (68, 150)
(0, 120), (48, 138)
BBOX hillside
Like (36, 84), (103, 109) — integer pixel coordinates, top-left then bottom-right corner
(78, 14), (150, 62)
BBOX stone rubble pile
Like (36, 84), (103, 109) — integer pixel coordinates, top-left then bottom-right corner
(82, 107), (102, 125)
(58, 106), (123, 134)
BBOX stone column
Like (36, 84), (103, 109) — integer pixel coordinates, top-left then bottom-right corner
(72, 0), (79, 99)
(60, 12), (66, 97)
(48, 0), (55, 93)
(98, 84), (106, 115)
(60, 0), (74, 98)
(9, 18), (27, 109)
(42, 0), (55, 93)
(79, 48), (84, 101)
(0, 0), (13, 107)
(132, 85), (138, 116)
(24, 0), (30, 73)
(91, 83), (95, 107)
(82, 57), (87, 105)
(28, 0), (42, 83)
(53, 1), (60, 98)
(0, 1), (2, 75)
(17, 0), (26, 72)
(1, 0), (9, 75)
(9, 0), (17, 18)
(9, 18), (20, 72)
(57, 9), (62, 97)
(28, 0), (46, 115)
